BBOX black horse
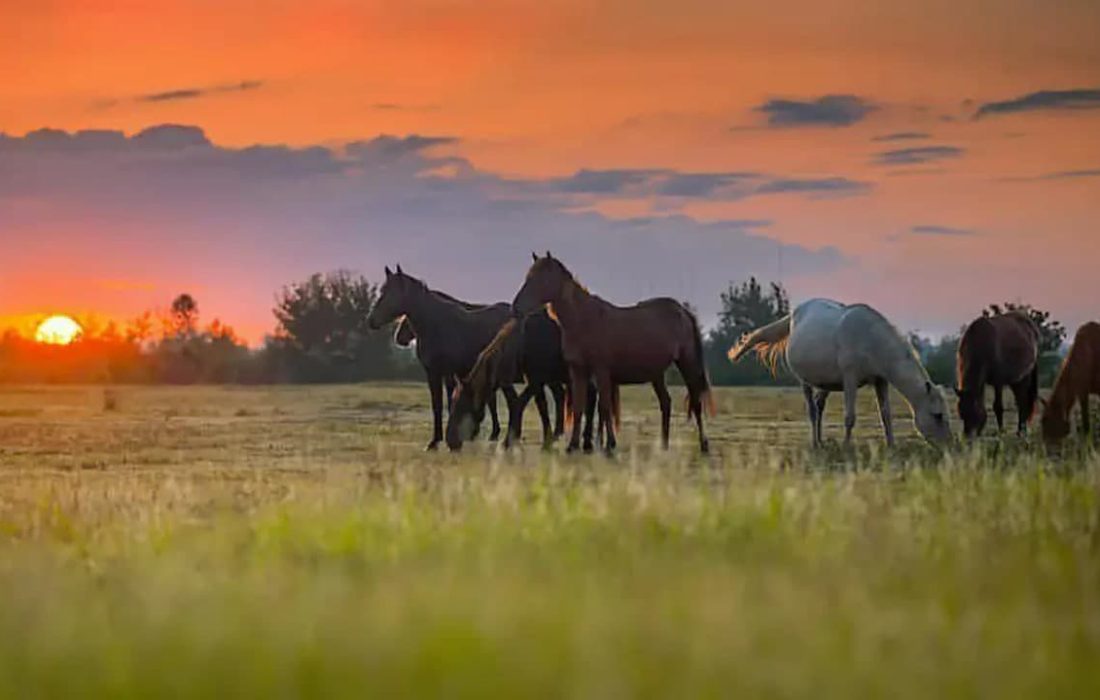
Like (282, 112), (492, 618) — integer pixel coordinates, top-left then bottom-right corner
(367, 266), (513, 450)
(445, 310), (600, 451)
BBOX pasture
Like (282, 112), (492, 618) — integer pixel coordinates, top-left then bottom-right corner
(0, 384), (1098, 697)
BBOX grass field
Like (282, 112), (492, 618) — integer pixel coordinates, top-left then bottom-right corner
(1, 383), (1098, 697)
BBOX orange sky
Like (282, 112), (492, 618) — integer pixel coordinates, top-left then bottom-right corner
(2, 0), (1099, 341)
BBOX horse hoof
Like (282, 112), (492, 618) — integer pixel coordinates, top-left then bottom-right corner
(700, 439), (710, 454)
(604, 446), (616, 457)
(488, 432), (500, 442)
(582, 442), (595, 454)
(566, 443), (580, 454)
(425, 441), (440, 452)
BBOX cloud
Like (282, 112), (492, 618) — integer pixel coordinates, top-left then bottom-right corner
(908, 225), (978, 237)
(0, 124), (847, 331)
(872, 145), (964, 166)
(136, 80), (264, 103)
(755, 95), (875, 128)
(974, 88), (1100, 119)
(546, 169), (868, 200)
(871, 132), (930, 142)
(754, 177), (870, 196)
(1000, 168), (1100, 183)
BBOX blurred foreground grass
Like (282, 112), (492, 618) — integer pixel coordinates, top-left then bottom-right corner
(0, 384), (1097, 697)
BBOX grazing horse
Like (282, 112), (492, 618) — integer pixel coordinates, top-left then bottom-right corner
(1041, 322), (1100, 444)
(955, 311), (1040, 437)
(367, 266), (513, 450)
(729, 298), (952, 447)
(512, 252), (714, 454)
(446, 310), (598, 450)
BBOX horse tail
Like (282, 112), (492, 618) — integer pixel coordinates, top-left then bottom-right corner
(613, 384), (622, 430)
(463, 318), (519, 399)
(681, 307), (717, 420)
(727, 315), (791, 377)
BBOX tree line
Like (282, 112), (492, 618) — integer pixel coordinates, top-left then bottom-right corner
(0, 272), (1067, 386)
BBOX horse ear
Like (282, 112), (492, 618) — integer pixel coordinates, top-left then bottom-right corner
(384, 265), (392, 278)
(545, 250), (552, 259)
(532, 251), (539, 262)
(396, 264), (403, 275)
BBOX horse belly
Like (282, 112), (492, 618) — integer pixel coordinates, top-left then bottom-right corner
(787, 312), (842, 387)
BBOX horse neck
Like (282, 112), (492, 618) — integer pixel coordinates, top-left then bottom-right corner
(1049, 342), (1087, 415)
(548, 278), (594, 330)
(957, 349), (987, 393)
(881, 338), (933, 408)
(404, 288), (461, 343)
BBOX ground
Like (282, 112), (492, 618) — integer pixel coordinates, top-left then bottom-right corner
(0, 384), (1098, 697)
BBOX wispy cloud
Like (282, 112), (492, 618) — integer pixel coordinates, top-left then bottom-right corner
(547, 169), (869, 200)
(94, 80), (264, 108)
(872, 145), (964, 166)
(908, 225), (978, 237)
(974, 88), (1100, 119)
(754, 95), (875, 128)
(1000, 168), (1100, 183)
(871, 131), (930, 142)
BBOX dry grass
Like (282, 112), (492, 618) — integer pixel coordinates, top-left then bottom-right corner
(0, 384), (1098, 697)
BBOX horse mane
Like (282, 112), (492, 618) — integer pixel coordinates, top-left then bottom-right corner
(462, 318), (519, 399)
(956, 316), (994, 394)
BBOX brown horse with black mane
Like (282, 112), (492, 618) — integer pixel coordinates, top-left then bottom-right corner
(512, 252), (714, 454)
(367, 266), (513, 450)
(1041, 322), (1100, 444)
(955, 310), (1040, 437)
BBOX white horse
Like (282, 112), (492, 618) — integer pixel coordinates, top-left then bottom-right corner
(729, 298), (952, 446)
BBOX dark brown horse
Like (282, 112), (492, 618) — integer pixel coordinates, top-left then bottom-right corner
(1041, 322), (1100, 444)
(445, 310), (598, 451)
(512, 252), (714, 454)
(393, 299), (503, 439)
(955, 311), (1040, 437)
(367, 266), (513, 450)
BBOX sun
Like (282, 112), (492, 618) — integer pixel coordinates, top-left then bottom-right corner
(35, 315), (84, 345)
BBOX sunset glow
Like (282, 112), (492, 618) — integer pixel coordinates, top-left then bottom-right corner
(1, 0), (1098, 341)
(34, 315), (83, 345)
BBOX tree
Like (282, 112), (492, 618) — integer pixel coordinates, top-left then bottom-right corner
(170, 294), (199, 338)
(705, 277), (793, 385)
(273, 271), (395, 382)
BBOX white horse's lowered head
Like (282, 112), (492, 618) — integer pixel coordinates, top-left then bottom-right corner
(729, 298), (952, 446)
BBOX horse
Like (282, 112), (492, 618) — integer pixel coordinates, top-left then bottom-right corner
(1040, 322), (1100, 444)
(728, 298), (952, 447)
(393, 305), (503, 440)
(954, 311), (1039, 437)
(446, 310), (600, 451)
(367, 265), (513, 450)
(512, 252), (714, 454)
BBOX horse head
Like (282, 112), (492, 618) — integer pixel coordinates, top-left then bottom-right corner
(512, 252), (571, 316)
(368, 264), (420, 329)
(913, 381), (954, 444)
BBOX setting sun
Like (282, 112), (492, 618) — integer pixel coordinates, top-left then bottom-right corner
(35, 315), (83, 345)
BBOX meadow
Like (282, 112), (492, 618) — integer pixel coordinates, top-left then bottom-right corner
(0, 383), (1097, 698)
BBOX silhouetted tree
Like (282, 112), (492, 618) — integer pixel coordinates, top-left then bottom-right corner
(705, 277), (794, 385)
(170, 294), (199, 338)
(273, 271), (395, 382)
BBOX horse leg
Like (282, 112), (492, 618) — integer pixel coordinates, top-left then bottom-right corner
(507, 385), (536, 449)
(426, 371), (444, 451)
(873, 379), (894, 447)
(992, 385), (1005, 434)
(549, 383), (566, 438)
(596, 370), (617, 454)
(814, 390), (830, 445)
(487, 390), (501, 441)
(532, 384), (554, 448)
(566, 367), (589, 453)
(842, 376), (859, 446)
(500, 385), (520, 447)
(653, 377), (672, 449)
(1010, 377), (1032, 437)
(445, 376), (456, 417)
(802, 384), (819, 447)
(584, 381), (598, 453)
(1081, 393), (1091, 438)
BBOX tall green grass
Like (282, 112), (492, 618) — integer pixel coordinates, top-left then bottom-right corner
(0, 385), (1097, 697)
